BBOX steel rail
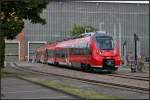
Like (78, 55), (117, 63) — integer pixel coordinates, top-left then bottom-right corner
(35, 63), (150, 81)
(45, 63), (150, 81)
(107, 74), (149, 81)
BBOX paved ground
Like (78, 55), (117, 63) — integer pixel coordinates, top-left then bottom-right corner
(1, 70), (149, 99)
(118, 65), (149, 75)
(2, 62), (149, 99)
(1, 77), (76, 99)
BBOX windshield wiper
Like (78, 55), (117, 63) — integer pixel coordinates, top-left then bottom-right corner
(101, 48), (113, 50)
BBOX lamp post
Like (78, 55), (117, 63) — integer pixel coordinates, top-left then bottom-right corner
(132, 33), (139, 72)
(99, 22), (104, 31)
(123, 40), (127, 66)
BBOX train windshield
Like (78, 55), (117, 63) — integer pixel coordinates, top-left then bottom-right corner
(95, 37), (114, 50)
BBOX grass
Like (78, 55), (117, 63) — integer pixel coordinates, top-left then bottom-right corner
(18, 76), (123, 99)
(0, 68), (15, 78)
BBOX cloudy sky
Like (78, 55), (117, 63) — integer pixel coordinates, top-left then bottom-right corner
(77, 1), (149, 4)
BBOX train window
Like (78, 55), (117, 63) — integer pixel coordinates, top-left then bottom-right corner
(48, 50), (50, 57)
(78, 49), (82, 55)
(74, 49), (77, 55)
(77, 49), (81, 55)
(96, 37), (114, 50)
(48, 50), (54, 58)
(83, 48), (87, 55)
(72, 49), (75, 55)
(87, 48), (91, 54)
(61, 50), (65, 58)
(54, 50), (65, 58)
(80, 49), (83, 55)
(45, 49), (48, 58)
(70, 48), (74, 55)
(72, 49), (77, 55)
(55, 50), (60, 57)
(71, 48), (90, 55)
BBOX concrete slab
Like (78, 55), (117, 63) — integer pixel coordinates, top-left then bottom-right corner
(1, 77), (76, 99)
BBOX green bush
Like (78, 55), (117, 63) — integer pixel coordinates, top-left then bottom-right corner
(70, 24), (96, 36)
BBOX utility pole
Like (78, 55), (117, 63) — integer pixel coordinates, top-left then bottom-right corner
(119, 23), (122, 59)
(132, 33), (139, 72)
(99, 22), (104, 31)
(113, 23), (117, 54)
(113, 24), (116, 42)
(123, 40), (127, 66)
(134, 33), (138, 63)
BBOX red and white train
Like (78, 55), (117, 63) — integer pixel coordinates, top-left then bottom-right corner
(35, 31), (121, 72)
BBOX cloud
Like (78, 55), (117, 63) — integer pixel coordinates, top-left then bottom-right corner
(76, 1), (149, 4)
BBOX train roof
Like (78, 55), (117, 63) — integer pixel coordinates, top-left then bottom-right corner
(93, 31), (113, 37)
(36, 43), (51, 51)
(56, 31), (111, 42)
(46, 42), (58, 50)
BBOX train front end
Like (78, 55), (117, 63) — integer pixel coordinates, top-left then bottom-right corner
(90, 32), (121, 72)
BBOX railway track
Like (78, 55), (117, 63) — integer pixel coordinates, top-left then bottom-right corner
(107, 73), (149, 81)
(31, 62), (149, 82)
(10, 62), (149, 94)
(64, 65), (149, 81)
(28, 62), (149, 81)
(45, 63), (150, 81)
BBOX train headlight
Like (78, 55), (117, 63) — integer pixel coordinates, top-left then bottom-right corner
(96, 50), (101, 54)
(99, 50), (102, 54)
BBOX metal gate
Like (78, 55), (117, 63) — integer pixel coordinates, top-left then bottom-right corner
(5, 40), (20, 62)
(28, 41), (47, 62)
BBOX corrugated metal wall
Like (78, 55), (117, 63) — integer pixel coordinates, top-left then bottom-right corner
(24, 1), (149, 59)
(28, 42), (46, 61)
(5, 42), (19, 62)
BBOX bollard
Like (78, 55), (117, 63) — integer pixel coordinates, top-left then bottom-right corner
(131, 60), (137, 72)
(137, 58), (144, 72)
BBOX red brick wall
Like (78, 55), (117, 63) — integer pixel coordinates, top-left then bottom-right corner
(16, 30), (25, 61)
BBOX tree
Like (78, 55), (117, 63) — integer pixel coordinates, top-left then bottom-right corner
(70, 24), (96, 36)
(0, 0), (50, 68)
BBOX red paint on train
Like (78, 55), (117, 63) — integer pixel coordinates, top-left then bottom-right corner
(35, 32), (121, 72)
